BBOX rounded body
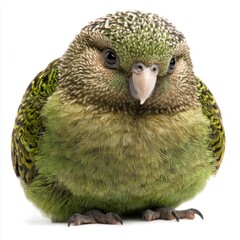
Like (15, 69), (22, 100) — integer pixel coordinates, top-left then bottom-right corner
(12, 11), (224, 222)
(24, 92), (214, 221)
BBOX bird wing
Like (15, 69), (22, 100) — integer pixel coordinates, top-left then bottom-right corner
(11, 59), (59, 184)
(197, 78), (225, 172)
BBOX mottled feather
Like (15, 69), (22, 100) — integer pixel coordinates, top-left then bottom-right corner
(11, 59), (59, 183)
(197, 78), (225, 170)
(11, 11), (225, 222)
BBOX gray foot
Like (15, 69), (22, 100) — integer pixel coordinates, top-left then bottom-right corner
(143, 207), (203, 222)
(68, 209), (123, 226)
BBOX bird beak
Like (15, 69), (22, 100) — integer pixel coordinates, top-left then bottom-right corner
(129, 63), (159, 105)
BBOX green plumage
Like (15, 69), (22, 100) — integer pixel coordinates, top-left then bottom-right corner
(12, 11), (225, 223)
(12, 59), (59, 183)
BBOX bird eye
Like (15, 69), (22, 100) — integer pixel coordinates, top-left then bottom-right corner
(105, 51), (116, 64)
(168, 56), (177, 73)
(102, 48), (120, 69)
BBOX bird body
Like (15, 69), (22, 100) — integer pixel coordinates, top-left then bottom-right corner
(12, 11), (225, 224)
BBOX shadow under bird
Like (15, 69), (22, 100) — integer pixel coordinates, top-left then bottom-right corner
(11, 11), (225, 226)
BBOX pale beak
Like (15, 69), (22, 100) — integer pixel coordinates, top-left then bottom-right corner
(129, 63), (159, 105)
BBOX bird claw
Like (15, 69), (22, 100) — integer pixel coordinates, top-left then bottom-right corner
(68, 210), (122, 226)
(170, 209), (180, 222)
(143, 207), (204, 221)
(188, 208), (204, 219)
(106, 212), (123, 225)
(68, 213), (96, 226)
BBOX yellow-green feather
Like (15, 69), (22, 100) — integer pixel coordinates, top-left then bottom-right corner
(197, 78), (225, 171)
(11, 11), (225, 222)
(25, 92), (214, 220)
(11, 61), (224, 221)
(11, 59), (59, 183)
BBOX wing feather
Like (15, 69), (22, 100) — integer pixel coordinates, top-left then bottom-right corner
(197, 78), (225, 172)
(11, 59), (59, 183)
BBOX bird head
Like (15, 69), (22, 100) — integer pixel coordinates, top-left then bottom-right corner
(59, 11), (199, 115)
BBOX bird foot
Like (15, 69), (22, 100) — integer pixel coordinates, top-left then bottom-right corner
(143, 207), (203, 222)
(68, 209), (123, 226)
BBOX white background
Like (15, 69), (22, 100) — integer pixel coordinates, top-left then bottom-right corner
(0, 0), (239, 239)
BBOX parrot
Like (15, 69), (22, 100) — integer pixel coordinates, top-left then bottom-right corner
(11, 11), (225, 226)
